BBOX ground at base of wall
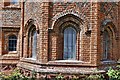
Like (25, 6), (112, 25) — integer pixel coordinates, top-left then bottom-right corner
(1, 65), (120, 80)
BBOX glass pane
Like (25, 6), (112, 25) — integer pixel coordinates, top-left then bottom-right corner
(72, 30), (76, 59)
(103, 30), (110, 59)
(64, 27), (76, 60)
(11, 0), (18, 4)
(32, 31), (37, 59)
(64, 29), (68, 59)
(9, 35), (17, 51)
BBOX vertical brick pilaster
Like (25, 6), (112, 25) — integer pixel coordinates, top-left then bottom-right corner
(41, 2), (50, 63)
(90, 2), (99, 66)
(118, 2), (120, 60)
(0, 10), (2, 56)
(97, 3), (101, 65)
(0, 1), (3, 56)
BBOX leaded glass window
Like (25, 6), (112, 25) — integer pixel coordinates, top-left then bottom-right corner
(103, 30), (110, 60)
(31, 30), (37, 59)
(64, 27), (76, 60)
(8, 35), (17, 51)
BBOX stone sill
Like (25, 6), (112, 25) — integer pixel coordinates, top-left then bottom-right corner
(100, 60), (117, 65)
(47, 60), (97, 67)
(0, 53), (19, 60)
(0, 57), (19, 60)
(20, 58), (97, 67)
(2, 26), (20, 28)
(17, 61), (105, 75)
(8, 51), (17, 54)
(49, 60), (84, 63)
(100, 60), (117, 66)
(2, 4), (21, 9)
(20, 58), (41, 64)
(0, 56), (19, 64)
(0, 60), (19, 64)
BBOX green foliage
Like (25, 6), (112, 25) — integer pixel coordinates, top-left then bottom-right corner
(31, 69), (36, 80)
(55, 73), (64, 80)
(107, 67), (120, 80)
(0, 68), (36, 80)
(86, 74), (104, 80)
(117, 65), (120, 68)
(71, 75), (79, 80)
(0, 67), (120, 80)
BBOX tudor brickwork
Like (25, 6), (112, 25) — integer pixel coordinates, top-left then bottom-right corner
(117, 2), (120, 63)
(18, 2), (120, 73)
(98, 2), (119, 62)
(48, 2), (99, 65)
(0, 2), (21, 71)
(21, 2), (42, 59)
(18, 2), (119, 69)
(0, 1), (120, 74)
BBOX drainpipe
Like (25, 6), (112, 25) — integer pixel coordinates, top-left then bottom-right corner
(21, 0), (25, 57)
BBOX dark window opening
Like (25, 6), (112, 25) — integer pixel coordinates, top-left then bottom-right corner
(8, 35), (17, 51)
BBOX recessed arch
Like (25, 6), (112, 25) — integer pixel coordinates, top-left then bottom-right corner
(60, 21), (80, 34)
(27, 25), (37, 59)
(101, 19), (118, 39)
(24, 19), (39, 59)
(101, 19), (118, 60)
(50, 9), (90, 32)
(24, 19), (39, 35)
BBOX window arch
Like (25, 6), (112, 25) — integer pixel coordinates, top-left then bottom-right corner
(64, 27), (76, 60)
(103, 30), (110, 60)
(101, 20), (117, 61)
(8, 35), (17, 51)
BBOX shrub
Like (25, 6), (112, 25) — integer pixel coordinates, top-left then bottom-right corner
(86, 74), (104, 80)
(55, 73), (64, 80)
(0, 67), (120, 80)
(107, 67), (120, 80)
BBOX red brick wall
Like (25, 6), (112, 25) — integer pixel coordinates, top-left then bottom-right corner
(22, 2), (120, 67)
(47, 2), (99, 65)
(98, 2), (119, 62)
(118, 2), (120, 61)
(0, 1), (21, 71)
(0, 1), (120, 72)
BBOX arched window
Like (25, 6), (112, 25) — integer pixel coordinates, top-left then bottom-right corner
(8, 35), (17, 51)
(64, 27), (76, 60)
(103, 30), (110, 60)
(31, 30), (37, 59)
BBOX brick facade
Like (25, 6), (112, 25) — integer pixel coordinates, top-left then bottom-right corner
(0, 2), (21, 71)
(0, 1), (120, 75)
